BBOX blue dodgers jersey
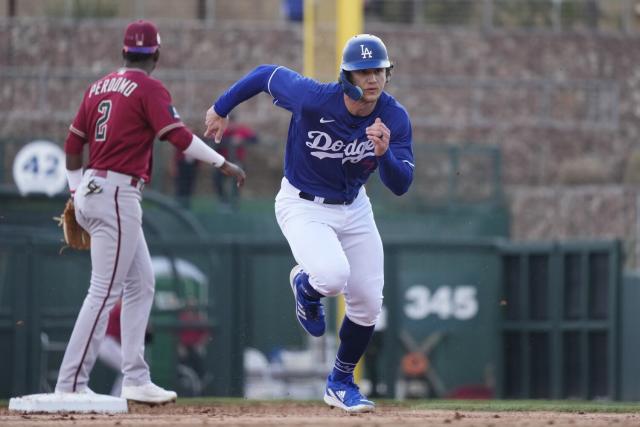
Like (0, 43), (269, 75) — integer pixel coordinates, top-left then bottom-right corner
(267, 66), (414, 202)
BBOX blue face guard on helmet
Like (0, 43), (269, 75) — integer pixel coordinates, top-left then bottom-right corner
(339, 34), (392, 101)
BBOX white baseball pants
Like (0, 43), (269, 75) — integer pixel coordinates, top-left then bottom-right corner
(275, 177), (384, 326)
(55, 170), (153, 393)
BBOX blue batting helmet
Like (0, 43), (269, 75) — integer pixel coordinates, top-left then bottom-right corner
(339, 34), (392, 101)
(340, 34), (391, 71)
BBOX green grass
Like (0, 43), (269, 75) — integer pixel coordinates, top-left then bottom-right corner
(169, 398), (640, 413)
(407, 399), (640, 413)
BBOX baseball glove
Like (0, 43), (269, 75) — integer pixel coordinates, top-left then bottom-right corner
(54, 198), (91, 251)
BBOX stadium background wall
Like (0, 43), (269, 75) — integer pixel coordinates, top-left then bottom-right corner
(3, 4), (640, 401)
(2, 17), (640, 266)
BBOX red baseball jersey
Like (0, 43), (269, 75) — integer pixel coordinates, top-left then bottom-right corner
(65, 68), (185, 182)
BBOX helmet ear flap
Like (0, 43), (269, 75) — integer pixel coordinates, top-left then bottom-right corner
(386, 63), (394, 83)
(340, 70), (363, 101)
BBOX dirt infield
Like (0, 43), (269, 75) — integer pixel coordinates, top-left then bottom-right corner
(2, 401), (640, 427)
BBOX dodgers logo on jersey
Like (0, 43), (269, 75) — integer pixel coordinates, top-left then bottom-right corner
(360, 44), (373, 59)
(305, 131), (375, 164)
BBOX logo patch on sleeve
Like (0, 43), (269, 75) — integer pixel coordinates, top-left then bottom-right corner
(169, 105), (181, 119)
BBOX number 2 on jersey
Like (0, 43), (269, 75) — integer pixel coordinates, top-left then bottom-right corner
(95, 100), (112, 142)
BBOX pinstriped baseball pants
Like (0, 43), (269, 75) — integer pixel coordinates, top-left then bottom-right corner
(55, 173), (153, 393)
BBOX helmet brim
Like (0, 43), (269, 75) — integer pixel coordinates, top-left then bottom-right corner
(341, 59), (391, 71)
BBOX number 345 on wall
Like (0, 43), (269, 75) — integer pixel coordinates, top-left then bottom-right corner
(404, 285), (479, 321)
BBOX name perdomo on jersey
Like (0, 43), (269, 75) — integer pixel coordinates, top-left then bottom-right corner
(88, 77), (138, 98)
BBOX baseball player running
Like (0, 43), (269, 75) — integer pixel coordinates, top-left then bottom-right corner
(57, 20), (246, 403)
(205, 34), (414, 412)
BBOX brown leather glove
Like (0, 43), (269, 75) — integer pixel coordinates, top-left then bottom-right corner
(54, 198), (90, 251)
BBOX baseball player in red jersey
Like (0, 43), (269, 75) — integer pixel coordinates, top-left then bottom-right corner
(56, 20), (246, 404)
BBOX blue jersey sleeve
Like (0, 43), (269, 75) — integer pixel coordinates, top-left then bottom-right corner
(378, 111), (414, 195)
(213, 64), (276, 117)
(213, 65), (317, 117)
(265, 66), (320, 114)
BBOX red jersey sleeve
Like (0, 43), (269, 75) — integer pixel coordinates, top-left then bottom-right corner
(65, 91), (89, 154)
(143, 80), (185, 140)
(64, 131), (85, 155)
(165, 127), (193, 151)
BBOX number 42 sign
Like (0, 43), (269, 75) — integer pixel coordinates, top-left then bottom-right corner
(12, 140), (67, 196)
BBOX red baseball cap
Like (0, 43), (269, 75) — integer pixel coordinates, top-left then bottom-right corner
(123, 19), (161, 54)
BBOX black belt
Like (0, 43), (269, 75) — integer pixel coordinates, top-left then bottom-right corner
(298, 191), (354, 205)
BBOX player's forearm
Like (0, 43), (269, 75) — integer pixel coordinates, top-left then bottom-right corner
(183, 134), (225, 167)
(213, 64), (279, 117)
(64, 131), (85, 193)
(378, 150), (414, 195)
(65, 154), (83, 194)
(165, 126), (225, 167)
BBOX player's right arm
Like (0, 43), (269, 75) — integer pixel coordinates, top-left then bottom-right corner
(146, 80), (246, 187)
(205, 64), (315, 139)
(165, 127), (246, 187)
(64, 92), (89, 194)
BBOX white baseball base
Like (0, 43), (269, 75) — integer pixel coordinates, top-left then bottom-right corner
(8, 392), (128, 413)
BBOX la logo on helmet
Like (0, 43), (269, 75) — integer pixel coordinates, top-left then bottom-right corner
(360, 44), (373, 59)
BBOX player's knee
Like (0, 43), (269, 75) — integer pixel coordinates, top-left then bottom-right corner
(366, 301), (384, 325)
(348, 296), (383, 326)
(314, 263), (350, 296)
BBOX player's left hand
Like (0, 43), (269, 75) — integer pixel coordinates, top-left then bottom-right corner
(366, 117), (390, 156)
(204, 106), (228, 143)
(219, 160), (247, 188)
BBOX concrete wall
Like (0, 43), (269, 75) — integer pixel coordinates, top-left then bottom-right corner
(3, 18), (640, 266)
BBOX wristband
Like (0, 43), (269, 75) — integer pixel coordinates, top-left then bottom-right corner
(66, 168), (83, 193)
(184, 134), (226, 168)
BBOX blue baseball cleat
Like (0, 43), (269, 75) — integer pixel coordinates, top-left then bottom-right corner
(323, 374), (375, 413)
(289, 265), (325, 337)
